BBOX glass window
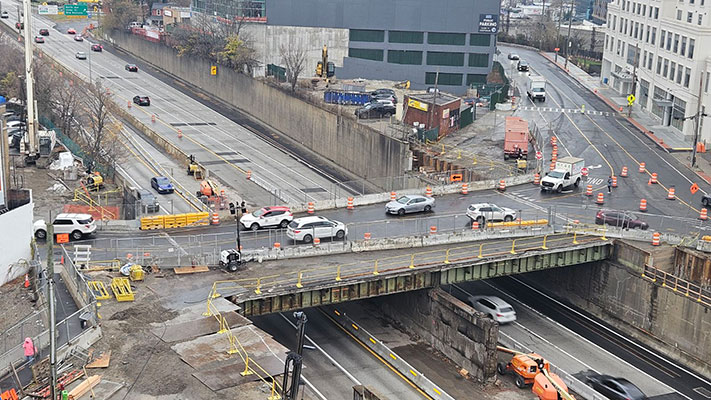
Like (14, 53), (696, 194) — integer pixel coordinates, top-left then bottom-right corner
(706, 72), (710, 93)
(671, 98), (686, 131)
(627, 45), (638, 65)
(349, 29), (384, 42)
(348, 48), (384, 61)
(681, 36), (687, 56)
(387, 50), (422, 65)
(677, 66), (683, 84)
(691, 0), (695, 4)
(645, 26), (650, 43)
(667, 33), (672, 51)
(688, 12), (694, 23)
(470, 34), (491, 46)
(468, 53), (489, 67)
(669, 62), (676, 80)
(651, 28), (656, 45)
(647, 52), (653, 70)
(640, 79), (649, 109)
(656, 56), (662, 74)
(634, 22), (639, 38)
(685, 68), (691, 87)
(663, 59), (669, 77)
(660, 30), (666, 48)
(655, 7), (659, 19)
(674, 34), (679, 53)
(427, 32), (466, 45)
(690, 39), (695, 58)
(699, 14), (703, 25)
(613, 15), (617, 30)
(425, 72), (463, 86)
(652, 86), (668, 119)
(426, 51), (465, 66)
(466, 74), (487, 86)
(643, 4), (646, 14)
(388, 31), (423, 44)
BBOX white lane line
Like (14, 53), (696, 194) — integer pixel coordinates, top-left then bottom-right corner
(502, 277), (699, 399)
(248, 324), (328, 400)
(279, 312), (363, 386)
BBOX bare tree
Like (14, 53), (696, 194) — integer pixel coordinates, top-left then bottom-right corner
(52, 79), (81, 138)
(280, 44), (307, 92)
(84, 80), (114, 165)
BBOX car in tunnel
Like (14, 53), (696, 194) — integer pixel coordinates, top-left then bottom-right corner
(467, 295), (516, 324)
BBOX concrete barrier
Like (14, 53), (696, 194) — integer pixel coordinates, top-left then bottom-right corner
(242, 225), (555, 262)
(329, 310), (455, 400)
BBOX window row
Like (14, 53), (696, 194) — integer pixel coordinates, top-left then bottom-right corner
(652, 55), (692, 88)
(660, 30), (695, 59)
(618, 0), (661, 17)
(349, 30), (491, 47)
(611, 16), (658, 45)
(348, 48), (490, 67)
(675, 9), (704, 24)
(425, 73), (488, 86)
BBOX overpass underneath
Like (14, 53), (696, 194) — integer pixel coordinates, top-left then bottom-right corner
(207, 233), (611, 316)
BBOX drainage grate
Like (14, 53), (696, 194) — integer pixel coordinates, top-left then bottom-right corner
(103, 76), (121, 79)
(169, 122), (217, 127)
(695, 388), (711, 399)
(302, 187), (327, 193)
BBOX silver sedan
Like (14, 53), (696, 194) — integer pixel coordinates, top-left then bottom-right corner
(385, 195), (435, 215)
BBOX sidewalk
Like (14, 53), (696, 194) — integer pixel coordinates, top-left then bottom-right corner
(539, 51), (711, 185)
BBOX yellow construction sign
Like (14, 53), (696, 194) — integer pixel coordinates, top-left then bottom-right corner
(408, 98), (428, 112)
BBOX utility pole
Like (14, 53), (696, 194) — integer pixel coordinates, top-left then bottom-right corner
(426, 68), (440, 132)
(629, 43), (639, 117)
(692, 72), (704, 168)
(46, 223), (56, 400)
(564, 0), (575, 69)
(555, 1), (563, 62)
(22, 0), (37, 161)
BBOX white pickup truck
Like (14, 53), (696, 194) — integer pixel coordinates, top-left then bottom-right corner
(540, 156), (584, 193)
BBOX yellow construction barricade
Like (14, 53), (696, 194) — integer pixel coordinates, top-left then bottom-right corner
(88, 281), (110, 300)
(111, 277), (135, 302)
(140, 212), (210, 230)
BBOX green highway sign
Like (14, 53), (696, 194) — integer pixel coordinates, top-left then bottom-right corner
(64, 4), (87, 16)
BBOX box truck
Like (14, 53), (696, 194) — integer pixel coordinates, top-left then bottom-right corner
(526, 75), (546, 102)
(504, 116), (530, 160)
(540, 156), (584, 193)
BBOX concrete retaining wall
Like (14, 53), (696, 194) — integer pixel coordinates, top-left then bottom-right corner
(105, 31), (410, 183)
(376, 288), (498, 383)
(528, 242), (711, 378)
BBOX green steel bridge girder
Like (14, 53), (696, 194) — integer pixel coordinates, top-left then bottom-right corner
(239, 241), (612, 316)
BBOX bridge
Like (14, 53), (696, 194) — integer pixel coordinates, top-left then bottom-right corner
(206, 233), (611, 316)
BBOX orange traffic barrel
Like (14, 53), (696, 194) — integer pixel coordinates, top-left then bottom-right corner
(612, 176), (618, 188)
(498, 179), (506, 191)
(461, 183), (469, 195)
(274, 242), (281, 249)
(639, 162), (646, 173)
(550, 161), (556, 171)
(313, 237), (321, 246)
(652, 232), (661, 246)
(620, 166), (628, 177)
(472, 221), (480, 230)
(700, 208), (708, 220)
(390, 191), (397, 201)
(307, 202), (315, 214)
(650, 172), (658, 184)
(364, 232), (371, 240)
(533, 173), (540, 185)
(429, 226), (437, 235)
(596, 192), (604, 204)
(639, 198), (647, 212)
(247, 170), (252, 180)
(425, 186), (433, 197)
(667, 187), (676, 200)
(585, 185), (593, 196)
(211, 212), (220, 225)
(347, 197), (354, 210)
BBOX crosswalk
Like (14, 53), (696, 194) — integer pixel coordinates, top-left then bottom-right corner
(517, 106), (615, 117)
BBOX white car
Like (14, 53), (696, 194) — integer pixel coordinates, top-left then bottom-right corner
(468, 295), (517, 324)
(240, 206), (293, 231)
(466, 203), (517, 224)
(34, 213), (97, 241)
(508, 53), (520, 60)
(286, 216), (347, 243)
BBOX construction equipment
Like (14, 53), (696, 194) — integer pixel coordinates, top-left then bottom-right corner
(86, 172), (104, 191)
(316, 45), (335, 79)
(129, 264), (144, 281)
(394, 80), (410, 90)
(187, 154), (203, 179)
(219, 249), (243, 272)
(497, 346), (575, 400)
(197, 179), (222, 203)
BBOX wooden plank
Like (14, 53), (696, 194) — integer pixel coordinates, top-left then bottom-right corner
(173, 266), (210, 275)
(68, 375), (101, 399)
(86, 351), (111, 369)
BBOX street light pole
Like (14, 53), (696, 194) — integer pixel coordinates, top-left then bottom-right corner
(692, 72), (704, 168)
(564, 0), (575, 69)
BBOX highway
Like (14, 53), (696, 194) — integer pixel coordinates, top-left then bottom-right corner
(0, 4), (346, 207)
(451, 277), (711, 400)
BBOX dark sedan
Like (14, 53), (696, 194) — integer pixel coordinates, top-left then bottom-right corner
(355, 102), (395, 119)
(587, 375), (647, 400)
(133, 95), (150, 106)
(595, 209), (649, 230)
(39, 28), (49, 36)
(125, 64), (138, 72)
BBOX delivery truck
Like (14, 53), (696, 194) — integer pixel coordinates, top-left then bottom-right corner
(540, 156), (584, 193)
(504, 116), (530, 160)
(526, 75), (546, 102)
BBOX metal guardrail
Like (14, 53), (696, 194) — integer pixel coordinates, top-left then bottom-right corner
(642, 264), (711, 308)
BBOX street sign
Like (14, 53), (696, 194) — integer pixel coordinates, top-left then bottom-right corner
(627, 94), (636, 106)
(64, 4), (87, 16)
(535, 151), (543, 160)
(39, 5), (58, 14)
(581, 167), (589, 177)
(691, 183), (700, 194)
(210, 65), (217, 75)
(554, 47), (560, 52)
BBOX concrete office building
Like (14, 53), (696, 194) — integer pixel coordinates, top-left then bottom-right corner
(191, 0), (501, 94)
(265, 0), (501, 94)
(601, 0), (711, 143)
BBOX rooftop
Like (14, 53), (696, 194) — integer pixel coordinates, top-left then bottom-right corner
(408, 92), (461, 106)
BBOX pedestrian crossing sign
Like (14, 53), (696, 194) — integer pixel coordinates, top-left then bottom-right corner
(627, 94), (636, 106)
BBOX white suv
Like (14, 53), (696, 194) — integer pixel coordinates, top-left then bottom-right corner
(240, 206), (293, 231)
(286, 216), (347, 243)
(34, 213), (97, 241)
(466, 203), (517, 224)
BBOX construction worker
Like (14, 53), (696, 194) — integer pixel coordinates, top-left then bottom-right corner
(517, 147), (524, 160)
(23, 337), (35, 363)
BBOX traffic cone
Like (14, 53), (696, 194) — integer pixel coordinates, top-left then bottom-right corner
(667, 187), (676, 200)
(307, 202), (315, 214)
(533, 173), (540, 185)
(550, 161), (556, 171)
(390, 191), (397, 201)
(425, 186), (433, 197)
(585, 184), (593, 196)
(498, 179), (506, 191)
(461, 183), (469, 195)
(652, 232), (661, 246)
(639, 198), (647, 212)
(639, 162), (646, 173)
(246, 170), (252, 180)
(620, 166), (628, 177)
(596, 192), (604, 204)
(700, 208), (708, 220)
(23, 274), (29, 288)
(651, 172), (658, 184)
(347, 197), (354, 210)
(472, 220), (480, 230)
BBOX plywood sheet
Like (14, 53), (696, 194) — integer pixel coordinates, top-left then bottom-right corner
(174, 266), (210, 274)
(191, 355), (284, 391)
(86, 351), (111, 368)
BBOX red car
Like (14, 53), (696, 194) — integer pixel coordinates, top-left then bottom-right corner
(67, 28), (76, 34)
(125, 64), (138, 72)
(91, 44), (102, 52)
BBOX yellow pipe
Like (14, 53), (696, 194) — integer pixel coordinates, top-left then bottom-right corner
(541, 234), (549, 250)
(478, 243), (484, 258)
(335, 265), (342, 281)
(296, 271), (303, 288)
(444, 249), (451, 264)
(409, 254), (415, 269)
(254, 278), (262, 295)
(510, 239), (517, 255)
(573, 231), (579, 245)
(373, 260), (380, 275)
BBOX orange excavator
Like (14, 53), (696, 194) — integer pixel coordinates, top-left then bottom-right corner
(497, 346), (575, 400)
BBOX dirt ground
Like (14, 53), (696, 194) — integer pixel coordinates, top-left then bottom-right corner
(0, 276), (39, 332)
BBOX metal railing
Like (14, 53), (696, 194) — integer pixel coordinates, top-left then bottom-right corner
(642, 264), (711, 308)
